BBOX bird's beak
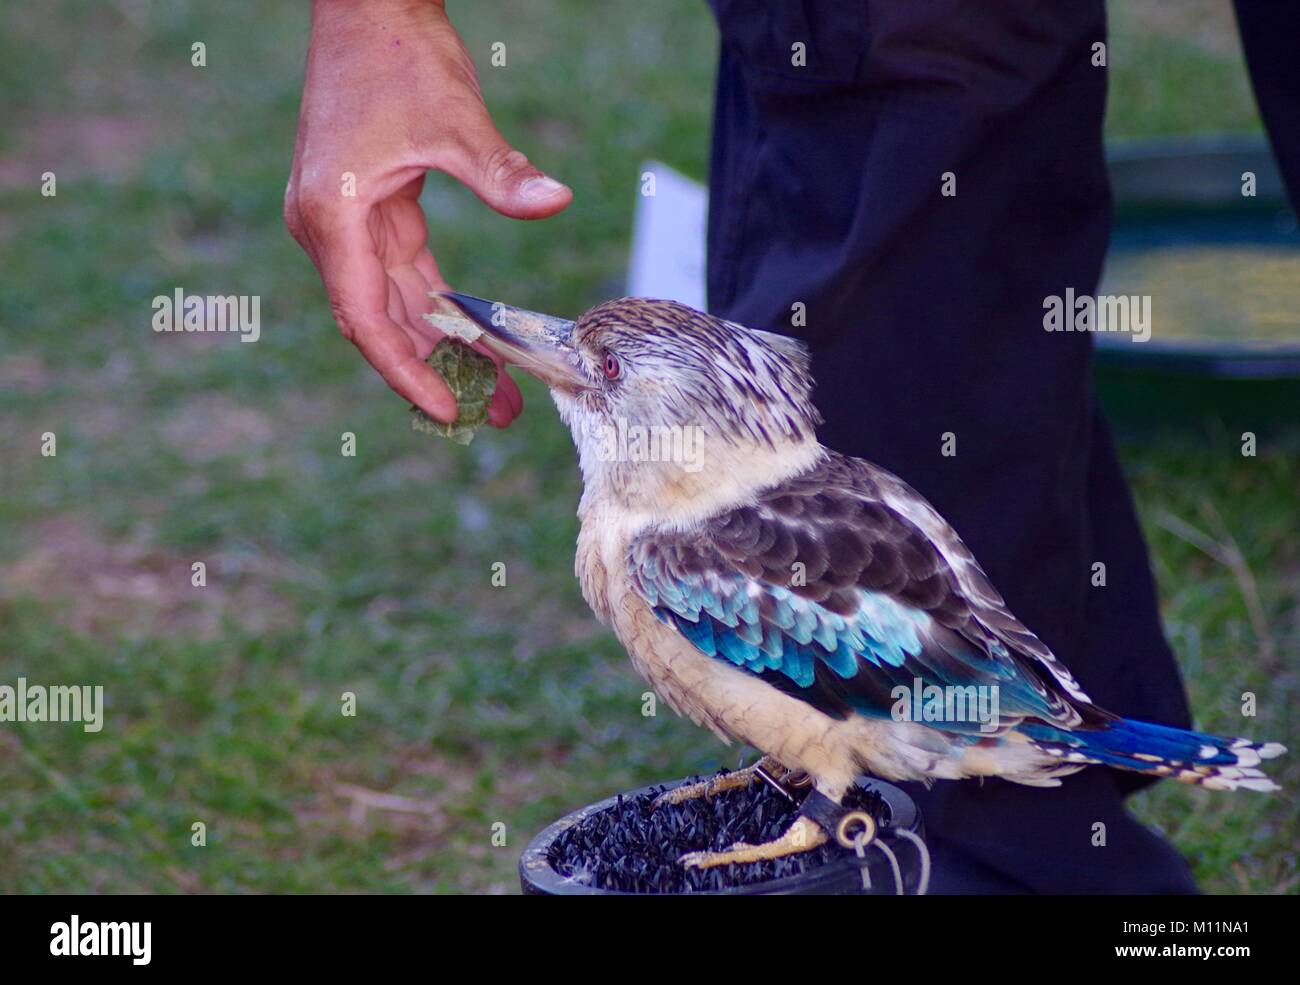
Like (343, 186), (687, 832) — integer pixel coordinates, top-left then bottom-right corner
(438, 292), (588, 392)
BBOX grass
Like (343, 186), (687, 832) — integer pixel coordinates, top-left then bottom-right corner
(0, 0), (1294, 894)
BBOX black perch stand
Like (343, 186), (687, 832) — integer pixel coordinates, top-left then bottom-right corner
(520, 773), (927, 895)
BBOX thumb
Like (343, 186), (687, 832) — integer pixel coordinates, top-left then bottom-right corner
(439, 121), (572, 220)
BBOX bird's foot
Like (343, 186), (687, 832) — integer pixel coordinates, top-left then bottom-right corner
(678, 815), (828, 869)
(653, 755), (802, 808)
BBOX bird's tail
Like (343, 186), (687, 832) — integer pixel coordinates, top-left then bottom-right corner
(1020, 718), (1286, 791)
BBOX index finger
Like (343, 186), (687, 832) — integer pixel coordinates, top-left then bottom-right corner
(351, 309), (459, 423)
(314, 215), (459, 422)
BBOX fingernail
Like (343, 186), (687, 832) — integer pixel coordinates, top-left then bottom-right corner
(520, 175), (568, 202)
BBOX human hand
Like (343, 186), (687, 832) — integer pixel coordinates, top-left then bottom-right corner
(284, 0), (572, 424)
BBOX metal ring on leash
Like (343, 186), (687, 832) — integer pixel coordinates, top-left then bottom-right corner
(756, 764), (815, 802)
(834, 810), (876, 849)
(783, 770), (814, 790)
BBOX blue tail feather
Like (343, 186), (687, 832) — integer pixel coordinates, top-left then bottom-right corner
(1020, 717), (1285, 791)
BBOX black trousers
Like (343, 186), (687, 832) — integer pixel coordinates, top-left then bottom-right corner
(704, 1), (1205, 893)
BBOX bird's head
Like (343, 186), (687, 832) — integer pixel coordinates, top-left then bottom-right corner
(443, 294), (824, 518)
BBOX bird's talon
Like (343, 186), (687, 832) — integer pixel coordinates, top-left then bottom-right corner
(652, 756), (778, 809)
(676, 816), (827, 869)
(678, 850), (709, 870)
(678, 844), (752, 870)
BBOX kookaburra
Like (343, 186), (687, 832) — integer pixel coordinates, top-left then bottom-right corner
(444, 292), (1285, 869)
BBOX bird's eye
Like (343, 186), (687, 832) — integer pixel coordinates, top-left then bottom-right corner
(602, 352), (621, 381)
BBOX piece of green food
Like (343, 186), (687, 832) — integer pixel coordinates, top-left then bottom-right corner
(410, 339), (497, 445)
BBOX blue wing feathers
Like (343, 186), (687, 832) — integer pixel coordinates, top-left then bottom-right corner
(632, 545), (1085, 731)
(624, 460), (1282, 786)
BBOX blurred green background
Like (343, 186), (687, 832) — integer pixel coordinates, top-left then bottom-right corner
(0, 0), (1295, 893)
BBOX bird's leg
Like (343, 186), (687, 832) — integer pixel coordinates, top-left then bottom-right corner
(653, 754), (788, 808)
(678, 815), (828, 869)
